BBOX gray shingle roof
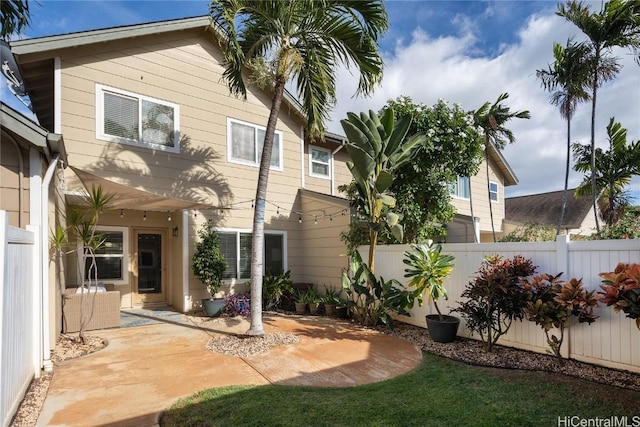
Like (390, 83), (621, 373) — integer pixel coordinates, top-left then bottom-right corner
(505, 189), (593, 229)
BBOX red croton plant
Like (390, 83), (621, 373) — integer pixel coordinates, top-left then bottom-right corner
(521, 273), (599, 358)
(599, 263), (640, 330)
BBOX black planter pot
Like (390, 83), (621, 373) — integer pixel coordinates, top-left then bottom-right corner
(202, 298), (225, 317)
(425, 314), (460, 343)
(336, 306), (349, 319)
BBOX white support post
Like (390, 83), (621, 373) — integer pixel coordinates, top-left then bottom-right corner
(182, 209), (191, 313)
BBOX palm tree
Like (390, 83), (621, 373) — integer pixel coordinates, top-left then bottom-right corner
(536, 40), (591, 235)
(557, 0), (640, 232)
(573, 118), (640, 227)
(474, 93), (530, 242)
(209, 0), (387, 336)
(1, 0), (30, 39)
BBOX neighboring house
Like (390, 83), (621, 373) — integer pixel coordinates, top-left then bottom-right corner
(9, 17), (351, 329)
(1, 101), (67, 421)
(446, 144), (519, 243)
(501, 188), (597, 238)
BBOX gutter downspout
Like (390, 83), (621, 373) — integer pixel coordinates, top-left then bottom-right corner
(40, 153), (60, 372)
(330, 142), (345, 196)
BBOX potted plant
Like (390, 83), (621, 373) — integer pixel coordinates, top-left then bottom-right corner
(322, 287), (340, 316)
(403, 241), (458, 343)
(191, 222), (226, 317)
(263, 269), (294, 311)
(294, 290), (308, 315)
(307, 287), (322, 315)
(599, 262), (640, 330)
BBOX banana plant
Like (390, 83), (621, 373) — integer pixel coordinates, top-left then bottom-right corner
(341, 108), (425, 273)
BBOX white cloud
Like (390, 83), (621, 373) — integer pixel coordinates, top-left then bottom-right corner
(327, 11), (640, 199)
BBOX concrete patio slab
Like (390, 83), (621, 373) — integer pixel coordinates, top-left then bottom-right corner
(36, 313), (422, 427)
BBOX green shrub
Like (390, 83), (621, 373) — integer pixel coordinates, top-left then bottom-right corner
(499, 222), (555, 242)
(191, 222), (226, 297)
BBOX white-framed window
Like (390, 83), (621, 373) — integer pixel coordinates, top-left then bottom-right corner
(449, 176), (470, 199)
(80, 226), (129, 284)
(217, 229), (287, 282)
(96, 84), (180, 153)
(227, 118), (283, 170)
(309, 145), (331, 179)
(489, 181), (499, 203)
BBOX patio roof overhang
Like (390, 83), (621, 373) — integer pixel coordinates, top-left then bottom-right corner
(68, 167), (212, 212)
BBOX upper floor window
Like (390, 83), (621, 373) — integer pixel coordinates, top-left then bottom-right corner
(309, 146), (331, 179)
(449, 176), (470, 199)
(80, 226), (129, 285)
(227, 118), (282, 170)
(96, 84), (180, 153)
(489, 181), (499, 203)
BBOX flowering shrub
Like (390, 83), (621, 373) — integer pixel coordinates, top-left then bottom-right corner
(223, 293), (251, 317)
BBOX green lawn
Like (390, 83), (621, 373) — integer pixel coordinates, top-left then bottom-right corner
(161, 352), (639, 427)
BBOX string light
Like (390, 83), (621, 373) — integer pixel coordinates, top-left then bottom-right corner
(314, 215), (318, 225)
(167, 212), (172, 222)
(120, 209), (124, 218)
(298, 215), (302, 223)
(143, 211), (147, 221)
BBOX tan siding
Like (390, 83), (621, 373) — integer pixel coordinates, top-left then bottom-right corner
(297, 192), (349, 289)
(450, 156), (507, 235)
(0, 133), (31, 227)
(59, 32), (304, 222)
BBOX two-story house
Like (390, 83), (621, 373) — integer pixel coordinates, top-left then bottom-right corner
(9, 16), (352, 327)
(7, 15), (520, 362)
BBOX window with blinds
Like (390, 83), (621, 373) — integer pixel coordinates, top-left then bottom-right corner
(227, 118), (282, 170)
(218, 230), (286, 281)
(80, 226), (129, 284)
(96, 84), (180, 153)
(309, 146), (331, 178)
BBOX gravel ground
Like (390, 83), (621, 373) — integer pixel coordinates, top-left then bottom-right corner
(11, 316), (640, 426)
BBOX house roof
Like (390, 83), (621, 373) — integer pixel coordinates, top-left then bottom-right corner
(505, 189), (593, 229)
(0, 101), (67, 164)
(488, 144), (518, 186)
(9, 15), (307, 133)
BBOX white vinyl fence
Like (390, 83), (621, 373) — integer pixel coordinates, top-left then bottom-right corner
(362, 236), (640, 373)
(0, 211), (37, 427)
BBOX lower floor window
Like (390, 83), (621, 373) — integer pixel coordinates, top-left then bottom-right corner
(218, 230), (286, 280)
(81, 227), (128, 283)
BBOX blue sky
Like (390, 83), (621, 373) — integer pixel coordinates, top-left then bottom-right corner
(4, 0), (639, 202)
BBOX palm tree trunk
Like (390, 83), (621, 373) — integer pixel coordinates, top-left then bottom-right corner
(469, 181), (477, 243)
(590, 55), (600, 233)
(247, 76), (286, 336)
(557, 117), (571, 236)
(486, 147), (496, 242)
